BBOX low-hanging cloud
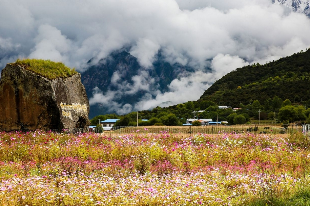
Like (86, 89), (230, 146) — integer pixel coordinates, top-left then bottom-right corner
(1, 0), (310, 113)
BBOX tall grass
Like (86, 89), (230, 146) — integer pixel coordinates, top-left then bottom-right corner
(0, 130), (310, 205)
(13, 59), (77, 79)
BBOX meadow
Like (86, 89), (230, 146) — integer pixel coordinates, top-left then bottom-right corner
(1, 129), (310, 205)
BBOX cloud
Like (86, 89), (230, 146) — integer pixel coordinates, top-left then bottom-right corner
(29, 24), (72, 63)
(134, 71), (212, 111)
(211, 54), (248, 81)
(130, 39), (160, 68)
(1, 0), (310, 113)
(88, 87), (134, 115)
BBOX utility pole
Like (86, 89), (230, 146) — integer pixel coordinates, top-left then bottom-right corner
(258, 109), (261, 125)
(98, 119), (100, 133)
(137, 111), (138, 127)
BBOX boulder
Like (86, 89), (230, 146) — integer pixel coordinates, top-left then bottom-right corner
(0, 60), (90, 132)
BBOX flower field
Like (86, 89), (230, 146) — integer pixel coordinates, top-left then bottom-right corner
(1, 130), (310, 205)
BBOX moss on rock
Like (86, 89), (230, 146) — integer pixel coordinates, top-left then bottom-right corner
(13, 59), (77, 80)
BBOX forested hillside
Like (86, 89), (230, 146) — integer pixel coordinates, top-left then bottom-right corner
(199, 49), (310, 107)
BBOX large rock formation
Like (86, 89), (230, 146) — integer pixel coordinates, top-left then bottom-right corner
(0, 61), (90, 132)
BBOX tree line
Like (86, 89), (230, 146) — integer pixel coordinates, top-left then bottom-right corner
(90, 97), (310, 126)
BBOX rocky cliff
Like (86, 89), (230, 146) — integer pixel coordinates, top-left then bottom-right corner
(0, 61), (90, 132)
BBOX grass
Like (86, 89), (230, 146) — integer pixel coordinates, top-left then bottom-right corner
(12, 59), (78, 80)
(1, 130), (310, 205)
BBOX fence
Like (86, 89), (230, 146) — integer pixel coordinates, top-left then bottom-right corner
(95, 125), (304, 135)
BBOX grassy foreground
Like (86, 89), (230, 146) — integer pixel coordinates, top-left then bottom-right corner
(13, 59), (77, 79)
(1, 130), (310, 205)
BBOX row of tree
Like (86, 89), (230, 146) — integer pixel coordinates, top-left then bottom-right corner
(90, 97), (310, 126)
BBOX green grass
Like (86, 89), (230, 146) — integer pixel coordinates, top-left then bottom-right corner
(13, 59), (78, 80)
(247, 188), (310, 206)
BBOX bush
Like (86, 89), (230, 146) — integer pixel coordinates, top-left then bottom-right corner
(234, 114), (246, 124)
(95, 124), (103, 133)
(115, 116), (130, 126)
(149, 117), (162, 125)
(161, 114), (180, 126)
(192, 120), (201, 126)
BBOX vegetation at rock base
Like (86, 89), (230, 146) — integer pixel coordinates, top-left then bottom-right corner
(1, 131), (310, 205)
(13, 59), (78, 80)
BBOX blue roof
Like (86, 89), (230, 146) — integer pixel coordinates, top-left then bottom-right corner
(142, 119), (148, 121)
(101, 119), (120, 123)
(209, 122), (222, 124)
(183, 123), (192, 126)
(89, 126), (96, 128)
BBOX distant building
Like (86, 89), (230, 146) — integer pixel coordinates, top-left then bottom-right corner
(88, 125), (96, 132)
(100, 119), (120, 130)
(186, 118), (212, 126)
(208, 121), (222, 125)
(199, 119), (213, 125)
(218, 106), (229, 109)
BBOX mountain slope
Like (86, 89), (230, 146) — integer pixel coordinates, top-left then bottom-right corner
(199, 49), (310, 106)
(81, 50), (196, 118)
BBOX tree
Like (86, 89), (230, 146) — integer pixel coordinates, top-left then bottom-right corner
(185, 101), (194, 111)
(295, 105), (307, 121)
(278, 105), (297, 123)
(115, 116), (130, 126)
(192, 120), (201, 126)
(206, 105), (218, 112)
(90, 115), (106, 126)
(233, 114), (247, 124)
(161, 114), (180, 126)
(95, 124), (103, 133)
(252, 100), (261, 110)
(282, 99), (292, 107)
(149, 117), (161, 125)
(227, 113), (237, 125)
(272, 96), (283, 112)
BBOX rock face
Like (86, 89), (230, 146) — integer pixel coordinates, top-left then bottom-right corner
(0, 63), (90, 132)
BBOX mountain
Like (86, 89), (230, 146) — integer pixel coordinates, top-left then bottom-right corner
(275, 0), (310, 16)
(81, 50), (197, 118)
(199, 48), (310, 107)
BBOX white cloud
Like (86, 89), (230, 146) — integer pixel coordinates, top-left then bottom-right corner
(111, 71), (121, 85)
(134, 71), (212, 111)
(211, 54), (248, 81)
(29, 24), (72, 63)
(130, 39), (160, 68)
(1, 0), (310, 113)
(1, 0), (310, 71)
(89, 87), (116, 106)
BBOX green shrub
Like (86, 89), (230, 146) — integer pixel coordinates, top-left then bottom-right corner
(13, 59), (78, 80)
(154, 123), (165, 126)
(95, 124), (103, 133)
(192, 120), (201, 126)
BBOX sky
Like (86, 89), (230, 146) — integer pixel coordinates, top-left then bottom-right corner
(1, 0), (310, 114)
